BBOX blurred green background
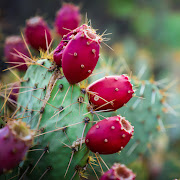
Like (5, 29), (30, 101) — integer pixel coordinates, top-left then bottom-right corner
(0, 0), (180, 78)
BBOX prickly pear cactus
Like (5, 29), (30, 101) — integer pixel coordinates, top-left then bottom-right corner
(99, 77), (165, 165)
(88, 56), (166, 166)
(55, 3), (81, 36)
(0, 7), (172, 178)
(0, 120), (34, 174)
(2, 52), (167, 180)
(6, 59), (92, 179)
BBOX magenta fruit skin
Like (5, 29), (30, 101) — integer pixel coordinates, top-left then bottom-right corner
(53, 42), (65, 66)
(55, 3), (81, 36)
(85, 116), (134, 154)
(87, 75), (134, 111)
(62, 28), (101, 84)
(53, 24), (88, 67)
(0, 122), (33, 174)
(4, 36), (29, 71)
(25, 16), (52, 51)
(100, 163), (136, 180)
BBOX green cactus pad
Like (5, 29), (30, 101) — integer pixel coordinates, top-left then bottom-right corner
(93, 78), (165, 166)
(6, 59), (92, 180)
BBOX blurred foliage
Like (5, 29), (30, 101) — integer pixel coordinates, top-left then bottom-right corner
(159, 13), (180, 48)
(108, 0), (137, 18)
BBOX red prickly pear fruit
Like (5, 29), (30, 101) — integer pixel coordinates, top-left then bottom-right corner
(55, 3), (81, 36)
(62, 26), (101, 84)
(85, 116), (134, 154)
(100, 163), (136, 180)
(4, 36), (29, 71)
(25, 16), (52, 51)
(87, 75), (134, 111)
(53, 24), (89, 66)
(53, 42), (64, 66)
(9, 82), (20, 103)
(0, 121), (34, 174)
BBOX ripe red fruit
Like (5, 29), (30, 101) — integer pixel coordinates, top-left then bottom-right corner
(100, 163), (136, 180)
(85, 116), (134, 154)
(0, 121), (33, 174)
(61, 25), (101, 84)
(87, 75), (134, 111)
(55, 3), (81, 36)
(25, 16), (52, 51)
(53, 24), (88, 67)
(4, 36), (29, 71)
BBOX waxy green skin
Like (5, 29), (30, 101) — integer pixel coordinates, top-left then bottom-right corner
(94, 79), (164, 166)
(88, 57), (165, 166)
(4, 59), (92, 180)
(3, 60), (165, 180)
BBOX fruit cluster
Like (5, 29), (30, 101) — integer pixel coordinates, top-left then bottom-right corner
(0, 3), (144, 180)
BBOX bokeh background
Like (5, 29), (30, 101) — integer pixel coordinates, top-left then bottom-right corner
(1, 0), (180, 78)
(0, 0), (180, 179)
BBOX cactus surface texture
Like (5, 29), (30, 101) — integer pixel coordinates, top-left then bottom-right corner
(15, 59), (92, 179)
